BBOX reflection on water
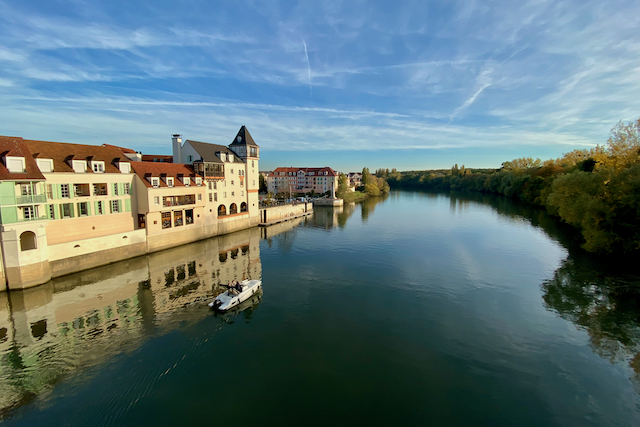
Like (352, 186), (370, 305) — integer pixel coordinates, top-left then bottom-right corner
(542, 254), (640, 384)
(0, 227), (264, 416)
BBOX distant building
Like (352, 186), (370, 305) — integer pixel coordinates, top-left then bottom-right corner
(267, 167), (339, 195)
(347, 172), (362, 188)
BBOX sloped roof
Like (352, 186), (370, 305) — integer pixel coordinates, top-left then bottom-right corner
(268, 167), (339, 177)
(142, 154), (173, 163)
(131, 162), (199, 188)
(103, 144), (137, 154)
(185, 140), (244, 164)
(0, 136), (46, 180)
(24, 139), (128, 173)
(229, 125), (258, 147)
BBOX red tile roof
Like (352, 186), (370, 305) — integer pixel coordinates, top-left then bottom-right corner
(24, 139), (129, 173)
(103, 144), (137, 154)
(141, 154), (173, 163)
(0, 136), (46, 180)
(131, 162), (200, 188)
(268, 167), (339, 177)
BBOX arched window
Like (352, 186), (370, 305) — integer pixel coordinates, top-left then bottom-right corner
(218, 205), (226, 217)
(240, 202), (247, 212)
(229, 203), (237, 214)
(20, 231), (37, 251)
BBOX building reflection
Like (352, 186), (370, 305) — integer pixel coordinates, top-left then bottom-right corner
(0, 226), (267, 415)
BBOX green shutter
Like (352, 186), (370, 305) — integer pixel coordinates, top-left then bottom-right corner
(87, 202), (92, 216)
(124, 198), (131, 212)
(69, 204), (74, 217)
(118, 183), (124, 196)
(0, 206), (18, 224)
(69, 184), (74, 199)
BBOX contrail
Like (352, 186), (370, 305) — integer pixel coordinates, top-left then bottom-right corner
(302, 39), (312, 97)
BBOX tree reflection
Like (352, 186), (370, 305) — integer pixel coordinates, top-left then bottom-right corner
(542, 254), (640, 378)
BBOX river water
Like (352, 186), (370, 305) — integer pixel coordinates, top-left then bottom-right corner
(1, 191), (639, 426)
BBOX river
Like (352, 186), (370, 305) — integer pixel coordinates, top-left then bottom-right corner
(1, 191), (639, 426)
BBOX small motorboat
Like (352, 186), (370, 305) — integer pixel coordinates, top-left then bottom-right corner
(209, 279), (262, 312)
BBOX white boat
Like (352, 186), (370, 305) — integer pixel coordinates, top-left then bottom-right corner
(208, 279), (262, 312)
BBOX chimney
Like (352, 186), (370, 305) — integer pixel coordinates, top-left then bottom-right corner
(172, 134), (183, 164)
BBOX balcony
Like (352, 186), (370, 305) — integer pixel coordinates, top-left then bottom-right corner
(16, 194), (46, 204)
(163, 195), (196, 207)
(18, 215), (48, 222)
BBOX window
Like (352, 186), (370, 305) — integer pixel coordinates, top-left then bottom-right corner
(231, 169), (234, 174)
(183, 177), (190, 186)
(162, 212), (171, 229)
(49, 204), (55, 219)
(111, 200), (120, 213)
(185, 209), (194, 225)
(167, 177), (174, 187)
(20, 184), (33, 196)
(229, 154), (234, 162)
(72, 160), (87, 173)
(223, 192), (227, 198)
(230, 203), (237, 214)
(46, 184), (53, 199)
(119, 162), (130, 173)
(213, 182), (217, 190)
(78, 202), (88, 216)
(36, 158), (54, 173)
(188, 155), (193, 162)
(74, 184), (90, 196)
(151, 177), (160, 188)
(196, 177), (202, 186)
(231, 180), (234, 186)
(240, 180), (243, 187)
(241, 202), (247, 212)
(231, 191), (234, 197)
(251, 160), (255, 167)
(208, 182), (212, 190)
(92, 161), (105, 173)
(22, 206), (35, 219)
(214, 193), (217, 202)
(241, 191), (244, 196)
(174, 210), (183, 227)
(93, 183), (108, 195)
(123, 183), (130, 195)
(209, 193), (213, 202)
(154, 196), (160, 205)
(96, 201), (103, 215)
(61, 203), (73, 218)
(5, 156), (26, 173)
(198, 194), (202, 201)
(61, 184), (70, 198)
(253, 180), (256, 186)
(113, 183), (119, 196)
(20, 231), (37, 251)
(218, 205), (226, 216)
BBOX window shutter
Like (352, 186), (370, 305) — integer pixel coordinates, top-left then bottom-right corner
(87, 202), (92, 216)
(124, 198), (131, 212)
(69, 204), (74, 217)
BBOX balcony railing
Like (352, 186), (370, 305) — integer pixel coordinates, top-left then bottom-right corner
(163, 195), (196, 207)
(16, 194), (46, 204)
(18, 215), (48, 222)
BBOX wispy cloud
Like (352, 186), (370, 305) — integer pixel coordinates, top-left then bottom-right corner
(302, 39), (312, 97)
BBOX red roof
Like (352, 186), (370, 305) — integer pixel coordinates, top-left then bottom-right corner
(103, 144), (137, 154)
(141, 154), (173, 163)
(268, 167), (338, 177)
(24, 139), (128, 174)
(0, 136), (46, 180)
(131, 162), (200, 188)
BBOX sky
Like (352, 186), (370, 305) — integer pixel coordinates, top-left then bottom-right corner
(0, 0), (639, 172)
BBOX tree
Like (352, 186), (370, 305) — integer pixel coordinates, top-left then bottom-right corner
(259, 174), (267, 193)
(336, 173), (349, 197)
(361, 167), (371, 188)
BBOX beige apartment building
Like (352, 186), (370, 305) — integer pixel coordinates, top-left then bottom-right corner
(266, 167), (339, 196)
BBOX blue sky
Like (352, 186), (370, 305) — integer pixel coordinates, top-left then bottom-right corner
(1, 0), (639, 172)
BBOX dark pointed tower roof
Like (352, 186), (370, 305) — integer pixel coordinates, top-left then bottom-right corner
(230, 126), (258, 147)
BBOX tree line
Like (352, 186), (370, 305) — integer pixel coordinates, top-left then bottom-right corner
(377, 119), (640, 254)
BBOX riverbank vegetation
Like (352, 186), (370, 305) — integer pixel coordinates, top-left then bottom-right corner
(379, 119), (640, 254)
(337, 167), (390, 202)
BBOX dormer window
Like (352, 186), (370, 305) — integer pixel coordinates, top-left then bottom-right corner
(5, 156), (26, 173)
(167, 177), (174, 187)
(195, 177), (202, 186)
(91, 161), (105, 173)
(72, 160), (87, 173)
(36, 158), (54, 173)
(220, 153), (227, 162)
(229, 154), (234, 162)
(183, 176), (190, 186)
(119, 162), (131, 174)
(309, 172), (315, 176)
(151, 177), (160, 188)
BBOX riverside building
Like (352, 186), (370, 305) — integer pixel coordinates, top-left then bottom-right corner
(266, 167), (339, 196)
(0, 126), (261, 291)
